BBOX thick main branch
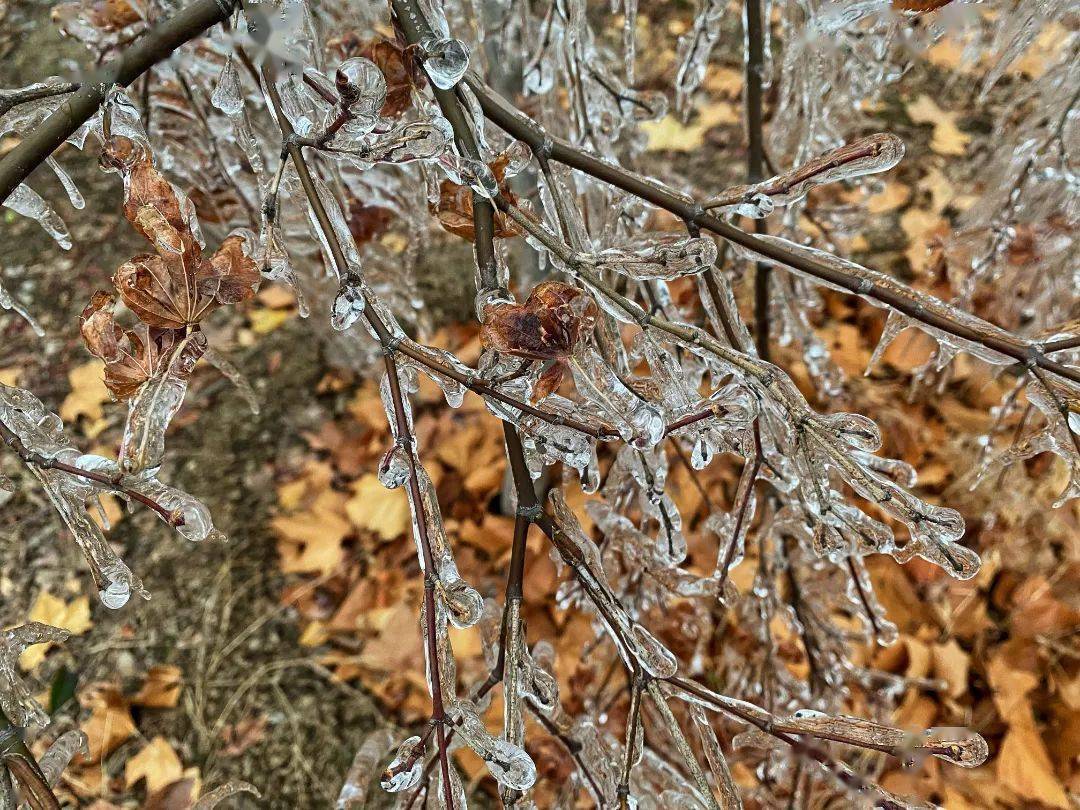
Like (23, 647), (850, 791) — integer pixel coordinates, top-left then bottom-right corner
(0, 0), (236, 203)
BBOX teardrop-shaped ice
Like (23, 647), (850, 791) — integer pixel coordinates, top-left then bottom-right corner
(421, 37), (470, 89)
(211, 57), (244, 116)
(381, 735), (424, 792)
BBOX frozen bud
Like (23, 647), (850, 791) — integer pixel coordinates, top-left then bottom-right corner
(457, 156), (500, 198)
(440, 577), (484, 629)
(170, 495), (215, 542)
(420, 37), (469, 89)
(921, 728), (989, 767)
(331, 274), (366, 331)
(381, 735), (424, 792)
(335, 57), (387, 116)
(378, 444), (411, 489)
(819, 412), (882, 452)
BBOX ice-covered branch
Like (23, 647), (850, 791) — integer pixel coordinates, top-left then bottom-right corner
(464, 74), (1080, 387)
(0, 0), (238, 203)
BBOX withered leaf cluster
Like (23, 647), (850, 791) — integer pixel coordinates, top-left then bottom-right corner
(81, 135), (259, 399)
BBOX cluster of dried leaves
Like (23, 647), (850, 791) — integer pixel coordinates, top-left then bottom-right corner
(79, 135), (259, 400)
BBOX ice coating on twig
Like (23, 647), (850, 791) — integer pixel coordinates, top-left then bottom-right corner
(38, 730), (89, 786)
(0, 623), (69, 727)
(705, 134), (905, 217)
(192, 781), (261, 809)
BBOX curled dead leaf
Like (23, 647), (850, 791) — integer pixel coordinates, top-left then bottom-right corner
(80, 292), (207, 400)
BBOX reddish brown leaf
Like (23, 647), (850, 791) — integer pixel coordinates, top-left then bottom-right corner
(80, 292), (206, 400)
(481, 281), (597, 362)
(101, 135), (260, 330)
(347, 196), (395, 245)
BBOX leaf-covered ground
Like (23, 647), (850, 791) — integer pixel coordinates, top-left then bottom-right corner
(0, 2), (1077, 808)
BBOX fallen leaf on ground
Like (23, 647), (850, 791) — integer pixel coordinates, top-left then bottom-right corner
(345, 473), (410, 541)
(78, 683), (137, 763)
(125, 736), (184, 795)
(20, 590), (92, 670)
(905, 95), (970, 156)
(59, 360), (111, 424)
(131, 665), (182, 708)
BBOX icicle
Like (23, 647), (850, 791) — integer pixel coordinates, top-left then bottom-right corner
(689, 705), (742, 809)
(847, 555), (898, 646)
(46, 156), (84, 210)
(674, 0), (725, 118)
(623, 0), (638, 84)
(202, 346), (261, 416)
(118, 361), (194, 474)
(259, 222), (308, 317)
(866, 310), (909, 374)
(0, 279), (45, 336)
(210, 57), (244, 116)
(3, 184), (71, 249)
(568, 347), (664, 447)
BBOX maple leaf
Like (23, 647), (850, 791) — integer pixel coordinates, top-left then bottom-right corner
(101, 135), (260, 330)
(80, 291), (207, 400)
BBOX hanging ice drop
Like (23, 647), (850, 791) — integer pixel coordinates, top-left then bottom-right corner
(421, 37), (470, 89)
(211, 57), (244, 116)
(381, 735), (424, 792)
